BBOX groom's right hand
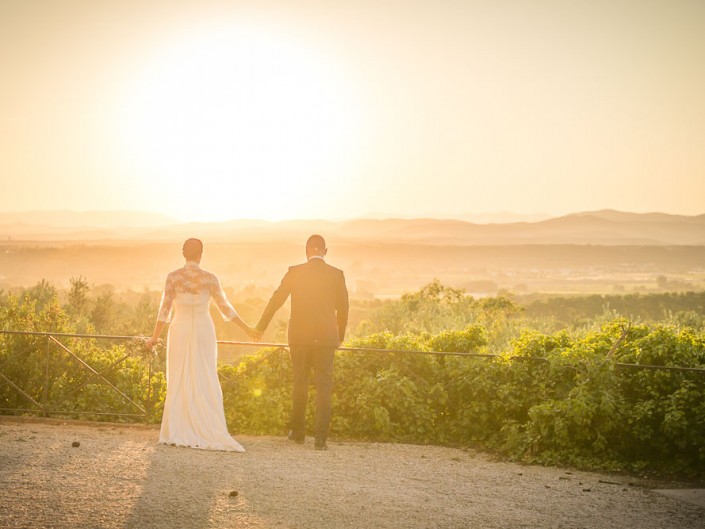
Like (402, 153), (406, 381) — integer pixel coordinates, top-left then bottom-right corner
(249, 328), (264, 342)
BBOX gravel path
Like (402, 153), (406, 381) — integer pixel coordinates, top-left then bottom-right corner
(1, 417), (703, 529)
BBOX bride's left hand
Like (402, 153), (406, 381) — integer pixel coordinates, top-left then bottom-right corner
(248, 327), (263, 342)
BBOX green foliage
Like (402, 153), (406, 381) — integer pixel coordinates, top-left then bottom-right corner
(357, 279), (478, 335)
(2, 278), (704, 479)
(0, 287), (163, 422)
(355, 279), (523, 353)
(428, 325), (487, 353)
(523, 291), (705, 329)
(1, 293), (71, 410)
(220, 348), (291, 435)
(90, 288), (115, 333)
(66, 276), (91, 317)
(219, 317), (705, 478)
(332, 333), (448, 442)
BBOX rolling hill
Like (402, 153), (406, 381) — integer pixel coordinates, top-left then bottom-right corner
(0, 209), (703, 246)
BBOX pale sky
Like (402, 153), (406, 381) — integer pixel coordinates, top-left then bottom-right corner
(1, 0), (704, 222)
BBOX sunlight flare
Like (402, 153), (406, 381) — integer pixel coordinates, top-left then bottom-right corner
(118, 25), (359, 221)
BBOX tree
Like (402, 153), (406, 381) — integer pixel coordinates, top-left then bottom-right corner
(90, 289), (115, 332)
(23, 279), (58, 310)
(66, 276), (91, 317)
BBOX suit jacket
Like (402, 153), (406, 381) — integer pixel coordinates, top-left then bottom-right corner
(256, 258), (349, 347)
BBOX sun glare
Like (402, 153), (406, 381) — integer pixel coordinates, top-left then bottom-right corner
(118, 25), (359, 221)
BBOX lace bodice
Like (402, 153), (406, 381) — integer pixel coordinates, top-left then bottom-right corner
(157, 261), (239, 322)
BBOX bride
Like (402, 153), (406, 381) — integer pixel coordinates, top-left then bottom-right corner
(146, 238), (258, 452)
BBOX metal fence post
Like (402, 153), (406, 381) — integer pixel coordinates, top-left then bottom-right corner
(146, 352), (153, 423)
(43, 335), (51, 417)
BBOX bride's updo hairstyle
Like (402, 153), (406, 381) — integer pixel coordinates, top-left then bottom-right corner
(182, 238), (203, 261)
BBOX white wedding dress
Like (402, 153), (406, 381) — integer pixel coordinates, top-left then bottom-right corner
(156, 261), (245, 452)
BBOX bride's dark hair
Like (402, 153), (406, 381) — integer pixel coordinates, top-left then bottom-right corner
(182, 238), (203, 261)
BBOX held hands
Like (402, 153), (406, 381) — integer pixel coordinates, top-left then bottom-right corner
(247, 327), (264, 342)
(234, 316), (261, 342)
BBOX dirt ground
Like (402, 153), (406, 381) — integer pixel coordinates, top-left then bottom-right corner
(1, 416), (703, 529)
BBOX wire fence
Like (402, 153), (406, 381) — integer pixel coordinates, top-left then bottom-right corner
(1, 329), (704, 422)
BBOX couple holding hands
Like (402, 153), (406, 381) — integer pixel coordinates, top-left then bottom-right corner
(146, 235), (349, 452)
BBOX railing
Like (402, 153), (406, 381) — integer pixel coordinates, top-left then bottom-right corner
(0, 330), (160, 421)
(1, 330), (704, 422)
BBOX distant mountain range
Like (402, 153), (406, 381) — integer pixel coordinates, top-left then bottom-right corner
(0, 209), (703, 246)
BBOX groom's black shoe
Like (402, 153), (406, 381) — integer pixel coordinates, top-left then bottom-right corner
(287, 430), (305, 444)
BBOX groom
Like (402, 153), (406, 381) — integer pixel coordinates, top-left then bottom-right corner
(255, 234), (349, 450)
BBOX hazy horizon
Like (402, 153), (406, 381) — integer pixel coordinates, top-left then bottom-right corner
(0, 207), (703, 228)
(1, 207), (703, 249)
(0, 207), (558, 227)
(2, 1), (704, 223)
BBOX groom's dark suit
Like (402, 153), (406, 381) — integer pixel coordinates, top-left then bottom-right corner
(256, 255), (349, 448)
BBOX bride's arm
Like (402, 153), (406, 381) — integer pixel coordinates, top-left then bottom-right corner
(146, 274), (174, 349)
(146, 321), (166, 350)
(211, 274), (260, 340)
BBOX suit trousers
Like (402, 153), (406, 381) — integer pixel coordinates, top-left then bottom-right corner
(289, 345), (335, 440)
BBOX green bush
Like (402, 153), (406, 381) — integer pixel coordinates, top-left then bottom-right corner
(219, 322), (705, 478)
(0, 290), (163, 422)
(2, 280), (704, 478)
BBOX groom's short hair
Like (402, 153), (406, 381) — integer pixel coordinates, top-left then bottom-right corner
(306, 234), (326, 252)
(182, 238), (203, 260)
